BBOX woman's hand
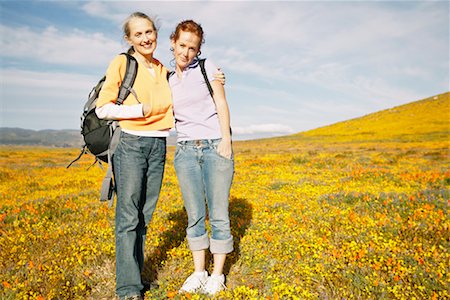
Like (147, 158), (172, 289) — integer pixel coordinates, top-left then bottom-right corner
(217, 138), (232, 159)
(214, 68), (226, 85)
(142, 103), (151, 116)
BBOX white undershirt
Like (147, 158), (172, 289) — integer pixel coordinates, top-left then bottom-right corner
(147, 67), (155, 77)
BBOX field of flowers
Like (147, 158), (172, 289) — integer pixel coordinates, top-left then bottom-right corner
(1, 93), (449, 299)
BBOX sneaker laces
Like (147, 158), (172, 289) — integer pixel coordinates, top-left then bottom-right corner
(203, 275), (227, 294)
(180, 271), (207, 292)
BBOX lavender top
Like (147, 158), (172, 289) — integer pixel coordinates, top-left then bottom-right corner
(169, 58), (221, 141)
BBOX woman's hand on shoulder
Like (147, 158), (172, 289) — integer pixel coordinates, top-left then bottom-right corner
(214, 68), (226, 85)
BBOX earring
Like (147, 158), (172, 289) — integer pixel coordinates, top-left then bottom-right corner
(170, 47), (174, 52)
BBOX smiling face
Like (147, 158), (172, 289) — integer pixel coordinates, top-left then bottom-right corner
(125, 17), (157, 59)
(171, 30), (201, 71)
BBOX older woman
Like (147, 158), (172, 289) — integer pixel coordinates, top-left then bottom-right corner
(96, 12), (173, 300)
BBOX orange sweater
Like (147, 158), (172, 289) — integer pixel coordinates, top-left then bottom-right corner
(96, 54), (174, 131)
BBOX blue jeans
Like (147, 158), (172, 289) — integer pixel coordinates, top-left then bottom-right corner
(174, 139), (234, 254)
(113, 132), (166, 299)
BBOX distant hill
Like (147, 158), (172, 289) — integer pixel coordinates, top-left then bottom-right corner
(0, 128), (178, 147)
(297, 92), (449, 143)
(0, 128), (84, 148)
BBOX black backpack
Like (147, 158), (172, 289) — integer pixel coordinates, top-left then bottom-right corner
(68, 53), (138, 205)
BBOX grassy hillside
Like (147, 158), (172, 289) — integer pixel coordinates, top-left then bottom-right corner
(1, 93), (448, 300)
(299, 92), (449, 143)
(240, 92), (449, 154)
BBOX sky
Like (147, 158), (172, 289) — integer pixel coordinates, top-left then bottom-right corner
(0, 0), (448, 140)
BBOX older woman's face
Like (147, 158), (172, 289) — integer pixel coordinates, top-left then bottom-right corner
(171, 30), (201, 70)
(126, 17), (157, 57)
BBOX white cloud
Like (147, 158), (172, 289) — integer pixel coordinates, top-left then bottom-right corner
(82, 1), (121, 22)
(202, 1), (448, 102)
(1, 69), (95, 97)
(0, 25), (122, 68)
(1, 69), (97, 129)
(233, 124), (295, 135)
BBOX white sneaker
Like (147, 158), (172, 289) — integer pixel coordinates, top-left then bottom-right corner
(203, 274), (226, 296)
(179, 271), (208, 293)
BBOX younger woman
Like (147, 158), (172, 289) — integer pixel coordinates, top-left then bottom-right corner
(169, 20), (234, 296)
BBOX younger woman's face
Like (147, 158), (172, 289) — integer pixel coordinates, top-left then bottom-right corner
(126, 17), (157, 58)
(171, 30), (201, 70)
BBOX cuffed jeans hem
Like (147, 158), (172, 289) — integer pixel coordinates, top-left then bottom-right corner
(210, 236), (234, 254)
(187, 233), (210, 251)
(119, 294), (141, 300)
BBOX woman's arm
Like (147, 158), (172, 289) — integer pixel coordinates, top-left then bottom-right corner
(95, 103), (145, 120)
(211, 80), (232, 159)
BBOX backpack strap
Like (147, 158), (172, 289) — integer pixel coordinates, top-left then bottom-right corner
(198, 58), (232, 136)
(99, 122), (121, 206)
(99, 154), (115, 205)
(167, 70), (175, 81)
(199, 59), (214, 98)
(66, 145), (86, 168)
(117, 53), (139, 104)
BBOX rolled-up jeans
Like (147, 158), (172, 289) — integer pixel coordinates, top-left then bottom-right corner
(174, 139), (234, 254)
(113, 132), (166, 299)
